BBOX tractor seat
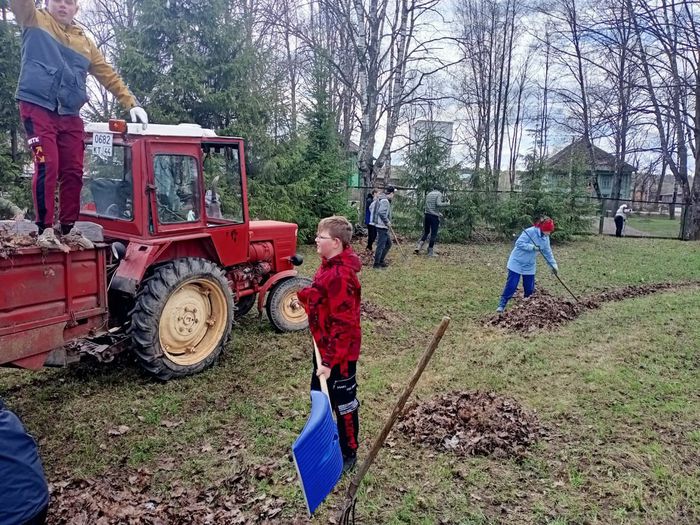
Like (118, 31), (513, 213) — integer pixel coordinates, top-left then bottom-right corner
(90, 179), (130, 218)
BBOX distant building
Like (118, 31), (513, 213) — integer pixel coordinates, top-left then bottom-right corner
(544, 139), (635, 202)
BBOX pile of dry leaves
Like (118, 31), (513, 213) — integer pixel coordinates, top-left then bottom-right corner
(486, 282), (686, 334)
(0, 231), (36, 259)
(398, 391), (541, 459)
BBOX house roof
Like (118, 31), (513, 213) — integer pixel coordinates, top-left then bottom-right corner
(545, 138), (636, 173)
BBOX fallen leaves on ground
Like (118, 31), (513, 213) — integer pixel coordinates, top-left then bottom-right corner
(398, 390), (541, 459)
(486, 282), (692, 334)
(47, 461), (297, 524)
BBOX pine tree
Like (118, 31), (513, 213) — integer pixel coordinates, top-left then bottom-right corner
(0, 8), (31, 215)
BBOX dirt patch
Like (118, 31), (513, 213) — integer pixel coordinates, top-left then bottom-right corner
(398, 391), (541, 459)
(486, 282), (693, 334)
(47, 461), (303, 524)
(361, 300), (394, 322)
(356, 247), (375, 267)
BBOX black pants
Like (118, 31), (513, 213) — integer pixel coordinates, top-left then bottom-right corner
(23, 504), (48, 525)
(311, 359), (359, 458)
(419, 214), (440, 248)
(366, 224), (377, 250)
(614, 215), (624, 237)
(374, 228), (392, 266)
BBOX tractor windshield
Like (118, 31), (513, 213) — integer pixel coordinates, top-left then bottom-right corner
(80, 144), (133, 221)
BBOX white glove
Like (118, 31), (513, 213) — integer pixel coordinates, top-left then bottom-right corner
(130, 107), (149, 130)
(552, 265), (559, 275)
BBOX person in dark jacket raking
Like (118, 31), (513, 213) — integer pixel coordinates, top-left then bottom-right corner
(11, 0), (148, 246)
(414, 187), (449, 256)
(364, 189), (378, 252)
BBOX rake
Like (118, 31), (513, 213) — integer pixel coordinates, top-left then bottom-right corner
(338, 317), (451, 524)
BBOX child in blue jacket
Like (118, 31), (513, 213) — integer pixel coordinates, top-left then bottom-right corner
(497, 217), (558, 312)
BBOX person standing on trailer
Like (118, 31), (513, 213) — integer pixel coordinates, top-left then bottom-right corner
(11, 0), (149, 245)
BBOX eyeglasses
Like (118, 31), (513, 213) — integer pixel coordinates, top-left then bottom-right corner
(315, 235), (333, 240)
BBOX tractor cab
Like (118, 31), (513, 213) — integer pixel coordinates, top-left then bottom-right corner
(80, 122), (249, 262)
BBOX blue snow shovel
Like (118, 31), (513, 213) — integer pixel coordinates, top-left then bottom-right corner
(292, 338), (344, 515)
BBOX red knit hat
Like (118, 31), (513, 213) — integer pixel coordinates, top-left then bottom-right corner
(537, 217), (555, 233)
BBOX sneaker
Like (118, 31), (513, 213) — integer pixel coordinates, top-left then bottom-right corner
(63, 228), (95, 250)
(427, 249), (437, 257)
(496, 306), (504, 313)
(37, 228), (69, 252)
(342, 454), (357, 475)
(380, 261), (389, 267)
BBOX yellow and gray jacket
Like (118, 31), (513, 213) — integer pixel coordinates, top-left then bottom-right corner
(11, 0), (137, 116)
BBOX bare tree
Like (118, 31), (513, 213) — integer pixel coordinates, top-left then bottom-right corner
(546, 0), (603, 199)
(626, 0), (700, 239)
(454, 0), (527, 189)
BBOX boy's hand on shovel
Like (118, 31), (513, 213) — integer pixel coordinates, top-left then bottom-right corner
(316, 364), (332, 380)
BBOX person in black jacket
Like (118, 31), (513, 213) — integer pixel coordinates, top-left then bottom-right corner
(0, 398), (49, 525)
(364, 189), (378, 252)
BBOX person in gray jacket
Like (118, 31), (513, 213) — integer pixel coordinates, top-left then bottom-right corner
(415, 187), (449, 256)
(370, 186), (395, 269)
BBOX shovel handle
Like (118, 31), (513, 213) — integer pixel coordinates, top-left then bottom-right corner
(312, 338), (330, 397)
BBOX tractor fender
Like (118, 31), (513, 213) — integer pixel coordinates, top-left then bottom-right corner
(111, 241), (172, 295)
(256, 270), (299, 313)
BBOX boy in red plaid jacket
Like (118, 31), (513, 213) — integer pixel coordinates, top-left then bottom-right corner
(297, 216), (362, 473)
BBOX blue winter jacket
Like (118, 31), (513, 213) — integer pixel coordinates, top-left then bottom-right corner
(506, 226), (558, 275)
(0, 399), (49, 525)
(11, 0), (137, 115)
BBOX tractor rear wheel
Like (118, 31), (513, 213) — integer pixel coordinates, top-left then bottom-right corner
(266, 276), (311, 332)
(129, 258), (234, 380)
(234, 294), (256, 319)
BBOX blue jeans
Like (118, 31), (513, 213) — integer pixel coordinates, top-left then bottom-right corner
(498, 270), (535, 309)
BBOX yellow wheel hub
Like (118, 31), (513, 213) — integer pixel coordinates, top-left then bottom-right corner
(159, 279), (228, 366)
(280, 289), (306, 325)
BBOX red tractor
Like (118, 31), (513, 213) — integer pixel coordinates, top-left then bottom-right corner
(0, 120), (310, 380)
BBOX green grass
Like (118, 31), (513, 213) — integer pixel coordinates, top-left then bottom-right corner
(627, 215), (681, 237)
(1, 235), (699, 523)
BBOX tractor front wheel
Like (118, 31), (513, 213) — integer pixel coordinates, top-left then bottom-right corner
(266, 276), (311, 332)
(129, 258), (234, 380)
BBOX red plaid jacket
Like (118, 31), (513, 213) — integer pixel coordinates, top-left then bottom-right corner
(297, 246), (362, 368)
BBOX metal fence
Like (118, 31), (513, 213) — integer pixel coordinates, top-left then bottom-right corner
(348, 185), (687, 240)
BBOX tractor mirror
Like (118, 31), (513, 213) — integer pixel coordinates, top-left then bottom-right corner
(111, 241), (127, 261)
